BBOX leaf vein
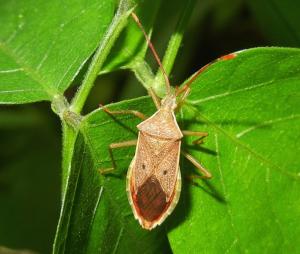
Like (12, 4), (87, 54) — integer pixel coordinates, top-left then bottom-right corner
(224, 239), (238, 254)
(196, 110), (300, 180)
(0, 88), (44, 94)
(112, 227), (124, 254)
(56, 55), (80, 90)
(0, 42), (58, 97)
(236, 114), (300, 138)
(0, 68), (23, 73)
(188, 76), (298, 104)
(265, 167), (287, 245)
(215, 133), (243, 253)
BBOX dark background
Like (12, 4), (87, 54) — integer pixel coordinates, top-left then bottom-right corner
(0, 0), (299, 253)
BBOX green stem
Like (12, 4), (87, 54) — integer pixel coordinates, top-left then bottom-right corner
(154, 0), (196, 96)
(55, 1), (135, 245)
(61, 123), (77, 194)
(130, 58), (155, 90)
(70, 0), (134, 114)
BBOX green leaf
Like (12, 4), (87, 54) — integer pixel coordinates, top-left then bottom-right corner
(247, 0), (300, 46)
(167, 47), (300, 253)
(54, 113), (172, 253)
(58, 47), (300, 253)
(0, 0), (116, 104)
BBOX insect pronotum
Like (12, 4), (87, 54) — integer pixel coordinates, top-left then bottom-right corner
(100, 12), (236, 230)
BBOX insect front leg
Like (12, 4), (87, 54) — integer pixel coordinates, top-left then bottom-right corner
(182, 130), (208, 145)
(181, 150), (212, 179)
(100, 104), (147, 120)
(99, 140), (137, 175)
(176, 86), (191, 110)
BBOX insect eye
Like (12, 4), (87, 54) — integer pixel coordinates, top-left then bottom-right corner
(163, 170), (167, 175)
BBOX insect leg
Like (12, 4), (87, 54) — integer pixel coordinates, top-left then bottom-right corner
(99, 140), (137, 174)
(100, 104), (146, 120)
(181, 150), (212, 179)
(182, 130), (208, 145)
(175, 86), (191, 110)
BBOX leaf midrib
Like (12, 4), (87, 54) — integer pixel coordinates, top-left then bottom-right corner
(187, 76), (299, 105)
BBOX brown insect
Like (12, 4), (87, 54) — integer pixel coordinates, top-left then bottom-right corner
(100, 12), (236, 230)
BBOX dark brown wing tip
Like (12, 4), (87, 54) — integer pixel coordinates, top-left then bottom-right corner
(135, 176), (168, 222)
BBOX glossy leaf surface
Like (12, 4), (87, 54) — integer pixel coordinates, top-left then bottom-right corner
(0, 0), (115, 103)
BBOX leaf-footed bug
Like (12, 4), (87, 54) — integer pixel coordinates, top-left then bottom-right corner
(99, 12), (236, 230)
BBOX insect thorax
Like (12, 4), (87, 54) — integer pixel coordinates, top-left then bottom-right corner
(160, 94), (177, 111)
(137, 108), (183, 139)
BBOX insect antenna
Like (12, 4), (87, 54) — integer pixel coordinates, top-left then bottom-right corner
(175, 53), (237, 97)
(131, 12), (171, 95)
(175, 63), (209, 97)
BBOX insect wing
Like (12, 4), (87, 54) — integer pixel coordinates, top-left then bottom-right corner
(132, 132), (154, 188)
(155, 139), (181, 201)
(126, 132), (182, 229)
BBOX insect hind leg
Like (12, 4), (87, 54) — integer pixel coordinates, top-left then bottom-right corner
(181, 150), (212, 179)
(182, 130), (208, 145)
(175, 86), (191, 111)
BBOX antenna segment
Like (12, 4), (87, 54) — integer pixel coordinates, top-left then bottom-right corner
(176, 53), (236, 96)
(131, 12), (171, 94)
